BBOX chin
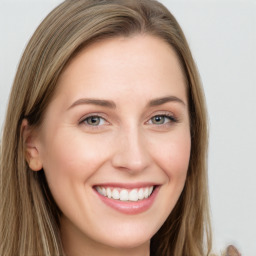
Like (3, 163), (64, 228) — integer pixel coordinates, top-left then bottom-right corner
(96, 222), (156, 249)
(102, 235), (151, 250)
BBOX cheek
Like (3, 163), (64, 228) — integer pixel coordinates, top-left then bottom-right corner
(39, 129), (110, 197)
(159, 132), (191, 215)
(152, 130), (191, 181)
(39, 129), (112, 217)
(41, 130), (105, 174)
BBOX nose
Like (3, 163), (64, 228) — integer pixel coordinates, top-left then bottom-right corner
(111, 126), (150, 173)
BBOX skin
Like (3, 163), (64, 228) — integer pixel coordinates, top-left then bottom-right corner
(24, 35), (191, 256)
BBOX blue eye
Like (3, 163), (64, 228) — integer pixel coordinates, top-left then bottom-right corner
(83, 116), (106, 126)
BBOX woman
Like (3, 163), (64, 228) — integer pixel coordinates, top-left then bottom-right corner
(1, 0), (212, 255)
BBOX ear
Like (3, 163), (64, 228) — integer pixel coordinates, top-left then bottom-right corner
(21, 119), (43, 171)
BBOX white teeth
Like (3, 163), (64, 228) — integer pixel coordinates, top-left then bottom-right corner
(112, 189), (120, 200)
(106, 188), (112, 198)
(96, 186), (154, 201)
(96, 186), (103, 195)
(144, 187), (149, 198)
(129, 189), (139, 201)
(149, 186), (153, 195)
(120, 189), (129, 201)
(138, 188), (144, 200)
(102, 187), (107, 196)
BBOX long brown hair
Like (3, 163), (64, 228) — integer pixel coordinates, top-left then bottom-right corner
(0, 0), (211, 255)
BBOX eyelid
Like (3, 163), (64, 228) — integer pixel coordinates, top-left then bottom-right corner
(146, 111), (178, 123)
(78, 111), (179, 130)
(79, 113), (109, 126)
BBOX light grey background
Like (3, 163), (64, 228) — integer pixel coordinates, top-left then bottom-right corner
(0, 0), (255, 255)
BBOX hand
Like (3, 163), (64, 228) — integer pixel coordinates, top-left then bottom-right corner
(226, 245), (241, 256)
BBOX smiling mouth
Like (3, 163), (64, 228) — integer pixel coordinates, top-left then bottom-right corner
(95, 186), (155, 202)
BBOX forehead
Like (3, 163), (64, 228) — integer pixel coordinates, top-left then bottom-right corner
(54, 34), (187, 105)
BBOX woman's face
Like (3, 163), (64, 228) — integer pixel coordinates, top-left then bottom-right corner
(32, 35), (191, 254)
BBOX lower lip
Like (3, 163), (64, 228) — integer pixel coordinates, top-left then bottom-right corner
(94, 186), (160, 215)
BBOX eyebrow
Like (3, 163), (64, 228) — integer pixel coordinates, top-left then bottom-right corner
(148, 96), (186, 107)
(67, 98), (116, 110)
(67, 95), (186, 110)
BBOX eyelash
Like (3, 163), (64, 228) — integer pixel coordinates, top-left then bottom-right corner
(79, 112), (178, 129)
(79, 114), (108, 128)
(146, 113), (178, 126)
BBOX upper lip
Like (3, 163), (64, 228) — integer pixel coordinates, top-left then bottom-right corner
(93, 182), (159, 189)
